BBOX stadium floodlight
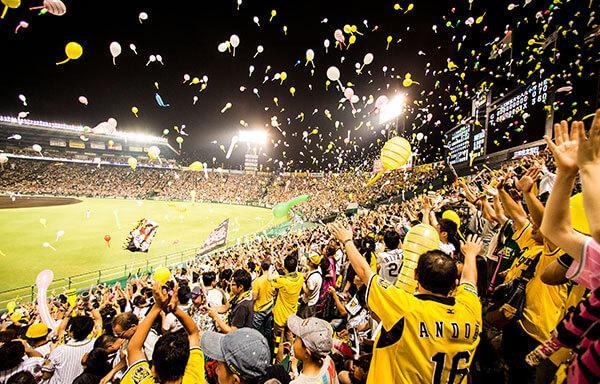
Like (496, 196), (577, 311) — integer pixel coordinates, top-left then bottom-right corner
(379, 94), (406, 125)
(238, 129), (267, 144)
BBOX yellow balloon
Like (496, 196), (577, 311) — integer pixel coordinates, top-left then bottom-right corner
(442, 210), (461, 227)
(188, 161), (204, 171)
(402, 78), (413, 87)
(570, 193), (590, 235)
(6, 301), (16, 314)
(108, 140), (114, 147)
(56, 42), (83, 65)
(39, 218), (47, 227)
(1, 0), (20, 19)
(349, 35), (356, 45)
(131, 106), (139, 116)
(395, 224), (440, 293)
(66, 42), (83, 59)
(386, 35), (393, 43)
(289, 87), (296, 96)
(280, 72), (287, 82)
(127, 157), (137, 170)
(343, 24), (352, 34)
(153, 267), (171, 285)
(381, 136), (411, 170)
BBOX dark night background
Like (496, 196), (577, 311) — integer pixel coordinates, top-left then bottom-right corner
(0, 0), (597, 171)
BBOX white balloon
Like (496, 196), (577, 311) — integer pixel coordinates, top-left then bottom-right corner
(78, 96), (88, 105)
(416, 132), (424, 141)
(129, 43), (137, 54)
(326, 66), (340, 81)
(351, 95), (359, 103)
(109, 42), (122, 58)
(0, 154), (8, 164)
(324, 39), (330, 47)
(253, 16), (260, 25)
(32, 144), (42, 152)
(230, 34), (240, 48)
(183, 74), (190, 82)
(218, 42), (228, 52)
(363, 53), (374, 65)
(148, 145), (161, 159)
(344, 88), (354, 99)
(107, 118), (117, 129)
(257, 45), (264, 53)
(149, 54), (156, 62)
(306, 49), (315, 60)
(203, 75), (209, 83)
(139, 12), (148, 22)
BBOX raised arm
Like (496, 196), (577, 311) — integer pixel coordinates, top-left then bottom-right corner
(497, 180), (528, 231)
(540, 120), (587, 259)
(127, 282), (168, 364)
(169, 287), (201, 346)
(515, 167), (545, 229)
(460, 234), (483, 288)
(577, 109), (600, 243)
(327, 222), (372, 284)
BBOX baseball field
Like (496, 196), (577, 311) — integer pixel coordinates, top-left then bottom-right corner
(0, 196), (273, 292)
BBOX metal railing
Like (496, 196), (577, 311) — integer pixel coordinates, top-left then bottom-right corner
(0, 246), (205, 308)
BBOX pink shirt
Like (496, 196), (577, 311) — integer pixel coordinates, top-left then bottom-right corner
(566, 237), (600, 290)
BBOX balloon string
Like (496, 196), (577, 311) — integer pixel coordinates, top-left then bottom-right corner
(29, 6), (45, 10)
(1, 5), (8, 19)
(56, 58), (69, 65)
(366, 169), (385, 186)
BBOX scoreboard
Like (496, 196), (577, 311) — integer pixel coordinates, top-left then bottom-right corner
(445, 78), (551, 166)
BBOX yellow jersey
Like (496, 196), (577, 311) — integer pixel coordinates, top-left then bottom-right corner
(509, 224), (568, 343)
(366, 274), (482, 384)
(252, 274), (274, 312)
(120, 347), (205, 384)
(271, 272), (304, 326)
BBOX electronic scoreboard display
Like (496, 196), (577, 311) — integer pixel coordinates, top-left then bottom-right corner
(486, 79), (550, 153)
(445, 78), (551, 166)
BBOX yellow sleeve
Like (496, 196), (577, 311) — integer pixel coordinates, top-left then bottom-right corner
(366, 274), (414, 330)
(455, 283), (482, 319)
(182, 348), (205, 384)
(512, 222), (533, 250)
(121, 360), (156, 384)
(270, 277), (283, 289)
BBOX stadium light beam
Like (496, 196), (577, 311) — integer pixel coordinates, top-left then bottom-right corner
(238, 129), (268, 144)
(379, 94), (406, 125)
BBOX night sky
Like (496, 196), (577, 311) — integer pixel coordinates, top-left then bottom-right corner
(0, 0), (597, 171)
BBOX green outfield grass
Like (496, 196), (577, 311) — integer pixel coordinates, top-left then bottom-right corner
(0, 198), (273, 292)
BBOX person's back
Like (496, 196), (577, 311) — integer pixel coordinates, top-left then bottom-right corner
(364, 248), (481, 384)
(376, 248), (403, 284)
(253, 272), (274, 312)
(271, 256), (304, 328)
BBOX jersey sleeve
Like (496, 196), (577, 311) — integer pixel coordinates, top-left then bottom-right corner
(366, 274), (414, 330)
(455, 283), (482, 319)
(182, 348), (205, 384)
(120, 360), (155, 384)
(270, 277), (283, 289)
(512, 222), (532, 250)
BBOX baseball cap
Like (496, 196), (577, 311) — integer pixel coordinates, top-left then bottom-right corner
(201, 328), (270, 380)
(26, 323), (49, 339)
(308, 252), (323, 265)
(191, 285), (202, 298)
(287, 314), (333, 356)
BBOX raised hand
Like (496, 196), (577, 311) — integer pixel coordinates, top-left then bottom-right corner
(515, 167), (541, 193)
(460, 234), (483, 257)
(544, 120), (581, 175)
(577, 109), (600, 168)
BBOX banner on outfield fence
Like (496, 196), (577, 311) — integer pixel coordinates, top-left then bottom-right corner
(202, 219), (229, 252)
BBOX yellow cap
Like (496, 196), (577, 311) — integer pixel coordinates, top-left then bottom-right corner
(308, 252), (323, 265)
(26, 323), (49, 339)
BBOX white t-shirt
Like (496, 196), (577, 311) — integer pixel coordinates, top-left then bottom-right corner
(0, 357), (44, 383)
(439, 242), (456, 257)
(375, 249), (403, 284)
(291, 355), (339, 384)
(303, 270), (323, 306)
(205, 287), (226, 307)
(163, 303), (191, 333)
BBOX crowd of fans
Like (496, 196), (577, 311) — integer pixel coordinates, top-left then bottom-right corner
(1, 112), (599, 384)
(0, 158), (443, 221)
